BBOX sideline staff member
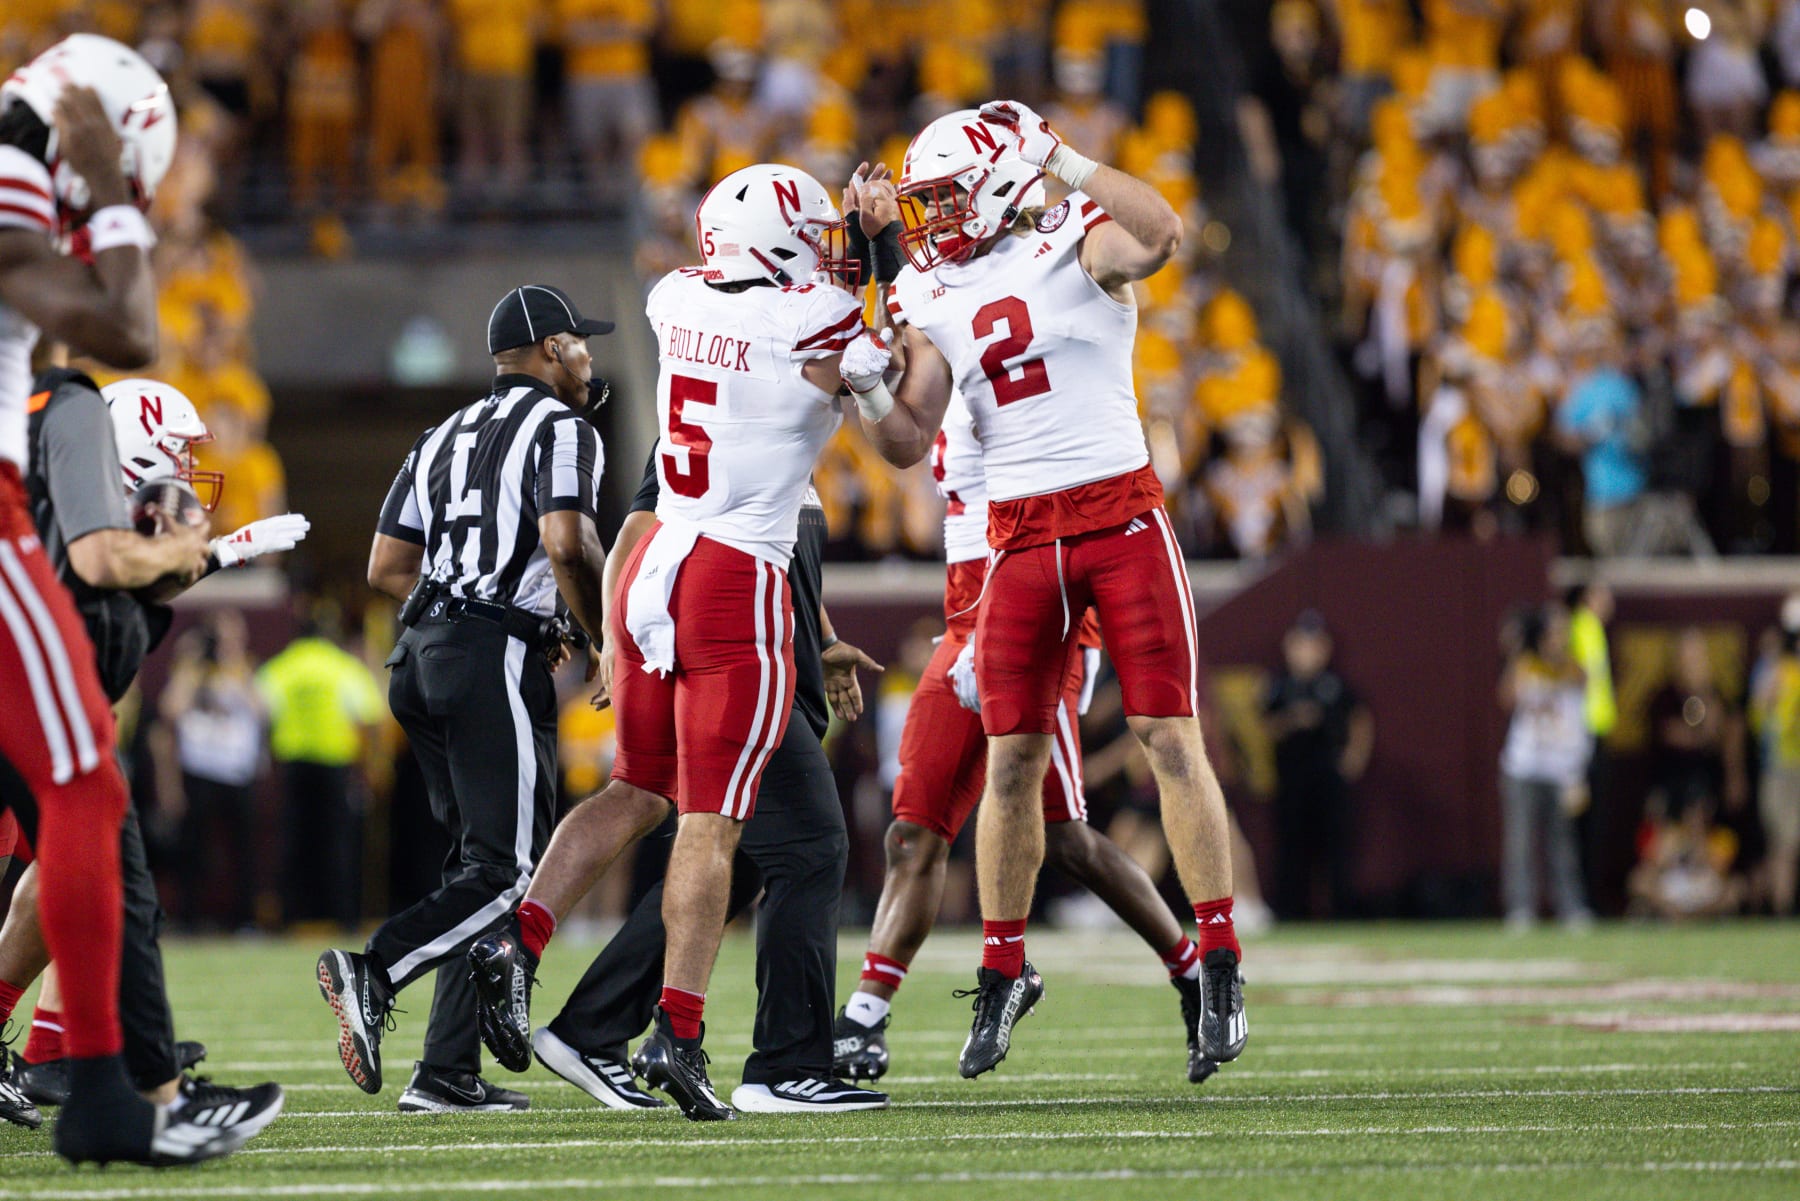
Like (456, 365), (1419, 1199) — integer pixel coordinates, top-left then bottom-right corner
(316, 284), (612, 1113)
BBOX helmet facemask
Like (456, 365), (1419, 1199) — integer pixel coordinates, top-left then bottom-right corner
(121, 429), (223, 513)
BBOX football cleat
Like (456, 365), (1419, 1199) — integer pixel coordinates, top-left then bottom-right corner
(532, 1027), (665, 1110)
(730, 1077), (889, 1113)
(1172, 975), (1220, 1084)
(316, 949), (395, 1094)
(0, 1056), (41, 1130)
(54, 1098), (254, 1167)
(11, 1051), (68, 1108)
(396, 1062), (528, 1113)
(633, 1008), (735, 1122)
(176, 1041), (207, 1072)
(956, 962), (1044, 1079)
(832, 1008), (890, 1082)
(1199, 948), (1248, 1063)
(174, 1076), (285, 1140)
(467, 923), (538, 1074)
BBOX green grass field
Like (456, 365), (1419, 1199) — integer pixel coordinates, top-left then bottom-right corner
(1, 922), (1797, 1200)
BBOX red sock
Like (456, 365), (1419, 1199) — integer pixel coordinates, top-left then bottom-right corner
(860, 952), (909, 993)
(23, 1007), (64, 1064)
(1194, 897), (1240, 959)
(658, 986), (706, 1040)
(516, 899), (556, 960)
(0, 979), (21, 1024)
(34, 760), (129, 1059)
(1160, 935), (1200, 979)
(981, 919), (1028, 978)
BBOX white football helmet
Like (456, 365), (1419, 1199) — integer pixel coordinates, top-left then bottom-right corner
(694, 163), (856, 287)
(102, 379), (222, 512)
(897, 108), (1047, 272)
(2, 33), (179, 215)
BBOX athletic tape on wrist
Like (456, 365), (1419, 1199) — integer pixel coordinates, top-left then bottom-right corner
(86, 204), (156, 253)
(852, 377), (895, 422)
(1047, 145), (1099, 192)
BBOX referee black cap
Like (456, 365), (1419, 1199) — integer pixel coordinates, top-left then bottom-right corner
(487, 284), (615, 354)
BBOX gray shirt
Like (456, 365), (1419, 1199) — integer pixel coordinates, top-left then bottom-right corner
(37, 385), (130, 576)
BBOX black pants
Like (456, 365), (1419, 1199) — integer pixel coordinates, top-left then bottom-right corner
(0, 762), (178, 1091)
(370, 618), (557, 1074)
(1273, 765), (1354, 920)
(177, 774), (255, 929)
(281, 762), (360, 928)
(546, 715), (846, 1084)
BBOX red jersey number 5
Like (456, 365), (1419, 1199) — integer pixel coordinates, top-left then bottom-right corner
(973, 296), (1051, 406)
(663, 375), (716, 498)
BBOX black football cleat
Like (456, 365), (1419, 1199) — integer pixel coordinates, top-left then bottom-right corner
(731, 1077), (889, 1113)
(54, 1095), (253, 1167)
(633, 1008), (735, 1122)
(174, 1076), (285, 1140)
(533, 1027), (665, 1109)
(467, 923), (538, 1074)
(1172, 975), (1220, 1084)
(11, 1051), (68, 1108)
(1199, 948), (1247, 1063)
(316, 949), (395, 1094)
(956, 962), (1044, 1079)
(832, 1008), (890, 1082)
(397, 1062), (529, 1113)
(0, 1055), (41, 1130)
(176, 1040), (207, 1072)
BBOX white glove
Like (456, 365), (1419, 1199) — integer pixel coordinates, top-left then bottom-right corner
(212, 513), (311, 568)
(949, 636), (981, 713)
(1077, 646), (1102, 716)
(840, 328), (893, 393)
(979, 99), (1062, 167)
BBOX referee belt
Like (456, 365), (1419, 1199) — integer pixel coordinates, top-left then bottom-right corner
(413, 596), (557, 648)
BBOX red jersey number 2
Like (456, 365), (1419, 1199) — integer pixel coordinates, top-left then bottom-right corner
(663, 375), (716, 498)
(972, 296), (1051, 407)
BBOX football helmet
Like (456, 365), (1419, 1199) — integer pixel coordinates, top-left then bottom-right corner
(2, 33), (178, 216)
(694, 163), (856, 287)
(102, 379), (223, 512)
(897, 108), (1047, 272)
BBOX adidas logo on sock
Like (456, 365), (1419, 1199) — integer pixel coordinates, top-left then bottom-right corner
(983, 935), (1025, 946)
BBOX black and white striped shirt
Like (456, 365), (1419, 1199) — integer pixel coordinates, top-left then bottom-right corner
(378, 374), (603, 616)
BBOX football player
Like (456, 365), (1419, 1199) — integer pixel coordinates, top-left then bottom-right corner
(847, 102), (1248, 1076)
(832, 383), (1220, 1087)
(0, 33), (271, 1163)
(469, 163), (878, 1120)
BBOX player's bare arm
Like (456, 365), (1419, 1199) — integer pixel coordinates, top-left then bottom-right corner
(0, 88), (156, 366)
(820, 601), (883, 722)
(66, 523), (211, 593)
(367, 532), (424, 601)
(541, 508), (609, 680)
(845, 323), (954, 467)
(977, 99), (1182, 293)
(592, 508), (658, 708)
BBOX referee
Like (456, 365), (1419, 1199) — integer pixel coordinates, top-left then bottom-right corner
(524, 451), (888, 1113)
(317, 284), (612, 1113)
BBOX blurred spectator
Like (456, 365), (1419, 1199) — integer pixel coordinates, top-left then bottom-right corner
(1262, 611), (1373, 919)
(1556, 334), (1648, 555)
(361, 0), (446, 215)
(559, 0), (659, 202)
(1498, 603), (1595, 929)
(675, 39), (776, 183)
(201, 395), (288, 536)
(155, 614), (265, 930)
(1649, 627), (1749, 820)
(1324, 0), (1412, 142)
(1627, 796), (1748, 918)
(257, 611), (386, 928)
(447, 0), (538, 194)
(287, 0), (361, 213)
(1686, 2), (1770, 142)
(1750, 605), (1800, 914)
(1566, 580), (1618, 878)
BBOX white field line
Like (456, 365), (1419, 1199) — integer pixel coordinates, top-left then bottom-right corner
(149, 1082), (1799, 1120)
(7, 1160), (1800, 1198)
(3, 1120), (1796, 1163)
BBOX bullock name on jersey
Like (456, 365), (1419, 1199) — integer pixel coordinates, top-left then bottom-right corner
(645, 269), (863, 564)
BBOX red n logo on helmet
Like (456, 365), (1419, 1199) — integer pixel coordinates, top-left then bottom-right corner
(964, 123), (1000, 155)
(772, 178), (801, 223)
(138, 393), (162, 437)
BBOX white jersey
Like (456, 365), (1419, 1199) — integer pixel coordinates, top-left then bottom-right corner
(0, 146), (56, 469)
(645, 268), (862, 564)
(890, 192), (1147, 504)
(927, 388), (989, 564)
